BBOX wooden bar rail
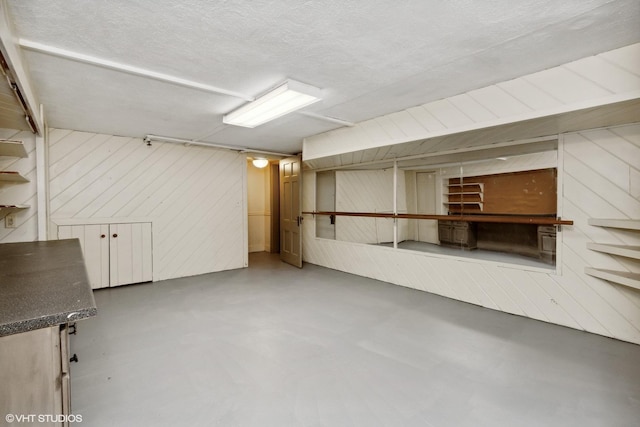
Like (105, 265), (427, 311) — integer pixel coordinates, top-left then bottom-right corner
(302, 211), (573, 226)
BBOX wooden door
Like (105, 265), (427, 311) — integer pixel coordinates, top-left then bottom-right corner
(280, 156), (303, 268)
(416, 172), (439, 244)
(109, 223), (153, 287)
(58, 224), (109, 289)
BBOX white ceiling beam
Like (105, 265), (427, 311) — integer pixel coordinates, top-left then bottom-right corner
(18, 39), (255, 101)
(298, 111), (355, 127)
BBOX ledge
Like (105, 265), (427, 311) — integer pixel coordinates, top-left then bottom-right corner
(588, 218), (640, 231)
(304, 211), (573, 226)
(0, 239), (97, 337)
(585, 267), (640, 291)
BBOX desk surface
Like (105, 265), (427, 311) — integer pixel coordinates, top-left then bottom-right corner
(0, 239), (97, 337)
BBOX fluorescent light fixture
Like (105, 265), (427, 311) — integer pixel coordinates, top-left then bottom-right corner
(252, 158), (269, 168)
(223, 79), (322, 128)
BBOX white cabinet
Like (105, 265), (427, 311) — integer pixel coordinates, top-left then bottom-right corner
(58, 223), (152, 289)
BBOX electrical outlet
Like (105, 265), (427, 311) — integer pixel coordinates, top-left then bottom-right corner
(5, 213), (16, 228)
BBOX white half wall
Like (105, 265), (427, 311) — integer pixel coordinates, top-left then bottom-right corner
(303, 123), (640, 345)
(48, 129), (247, 281)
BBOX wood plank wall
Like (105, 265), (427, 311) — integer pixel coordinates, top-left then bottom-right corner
(48, 129), (246, 281)
(0, 129), (37, 243)
(303, 123), (640, 344)
(303, 43), (640, 166)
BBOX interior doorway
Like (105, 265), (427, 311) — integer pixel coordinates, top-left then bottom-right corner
(246, 158), (280, 255)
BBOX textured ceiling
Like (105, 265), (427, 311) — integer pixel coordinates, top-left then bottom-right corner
(5, 0), (640, 153)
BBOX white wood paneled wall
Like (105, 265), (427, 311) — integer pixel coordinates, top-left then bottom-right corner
(303, 43), (640, 163)
(247, 161), (271, 253)
(48, 129), (246, 281)
(335, 169), (408, 243)
(303, 123), (640, 345)
(0, 129), (38, 243)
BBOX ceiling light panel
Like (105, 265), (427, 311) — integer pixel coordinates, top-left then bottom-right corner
(223, 79), (322, 128)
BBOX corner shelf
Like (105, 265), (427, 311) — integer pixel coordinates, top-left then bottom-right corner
(585, 218), (640, 291)
(0, 171), (29, 183)
(0, 140), (28, 158)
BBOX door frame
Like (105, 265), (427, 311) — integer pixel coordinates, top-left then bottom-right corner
(279, 155), (303, 268)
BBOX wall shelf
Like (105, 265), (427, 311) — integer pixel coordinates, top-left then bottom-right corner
(445, 182), (484, 214)
(588, 218), (640, 231)
(586, 218), (640, 291)
(584, 268), (640, 291)
(0, 205), (30, 219)
(0, 140), (27, 158)
(0, 139), (30, 224)
(0, 171), (29, 182)
(586, 243), (640, 260)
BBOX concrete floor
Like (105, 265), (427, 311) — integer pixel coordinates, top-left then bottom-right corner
(71, 252), (640, 426)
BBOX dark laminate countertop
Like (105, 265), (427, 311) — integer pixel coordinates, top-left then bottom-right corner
(0, 239), (97, 337)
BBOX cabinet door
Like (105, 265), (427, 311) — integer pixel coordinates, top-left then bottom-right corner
(109, 223), (152, 287)
(59, 224), (109, 289)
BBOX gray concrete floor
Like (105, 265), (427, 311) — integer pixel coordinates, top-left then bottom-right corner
(71, 252), (640, 426)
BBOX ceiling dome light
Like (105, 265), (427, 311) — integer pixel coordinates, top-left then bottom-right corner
(252, 158), (269, 168)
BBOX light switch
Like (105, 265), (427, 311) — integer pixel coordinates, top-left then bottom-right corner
(5, 213), (16, 228)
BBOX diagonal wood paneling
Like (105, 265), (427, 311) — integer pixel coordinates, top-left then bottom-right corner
(49, 129), (246, 281)
(303, 43), (640, 168)
(303, 123), (640, 345)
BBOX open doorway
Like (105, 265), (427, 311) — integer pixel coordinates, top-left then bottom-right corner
(247, 158), (279, 256)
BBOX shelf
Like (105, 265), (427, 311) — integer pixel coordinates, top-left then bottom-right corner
(585, 267), (640, 291)
(446, 181), (484, 213)
(588, 218), (640, 231)
(443, 202), (483, 206)
(0, 204), (29, 219)
(587, 243), (640, 260)
(447, 182), (484, 188)
(0, 140), (27, 158)
(0, 171), (29, 183)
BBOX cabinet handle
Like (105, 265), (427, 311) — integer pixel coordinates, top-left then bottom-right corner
(100, 234), (106, 238)
(112, 233), (118, 238)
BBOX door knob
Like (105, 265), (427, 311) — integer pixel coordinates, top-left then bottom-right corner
(112, 233), (118, 238)
(100, 234), (106, 238)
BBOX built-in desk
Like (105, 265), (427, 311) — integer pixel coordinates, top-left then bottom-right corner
(0, 239), (97, 426)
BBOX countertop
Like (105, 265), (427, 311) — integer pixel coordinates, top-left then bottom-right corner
(0, 239), (97, 337)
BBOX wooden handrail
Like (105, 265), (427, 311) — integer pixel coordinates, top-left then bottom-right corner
(302, 211), (573, 226)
